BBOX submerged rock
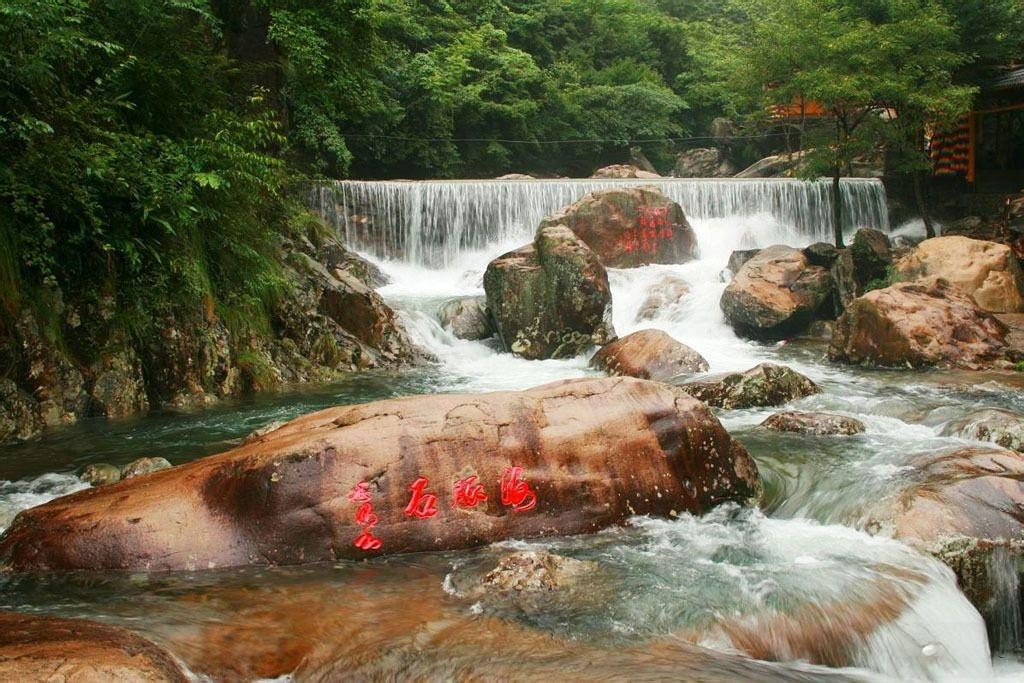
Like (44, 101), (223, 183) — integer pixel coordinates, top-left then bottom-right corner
(243, 420), (287, 445)
(121, 456), (172, 480)
(80, 463), (122, 487)
(828, 279), (1009, 368)
(941, 408), (1024, 453)
(539, 186), (697, 268)
(0, 611), (188, 682)
(0, 377), (761, 571)
(484, 225), (614, 360)
(635, 274), (690, 321)
(438, 296), (494, 341)
(720, 246), (834, 339)
(760, 411), (865, 436)
(679, 363), (820, 409)
(484, 551), (597, 592)
(895, 236), (1024, 313)
(590, 329), (708, 381)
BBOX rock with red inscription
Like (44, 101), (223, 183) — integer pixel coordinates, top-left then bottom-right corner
(539, 186), (697, 268)
(0, 611), (189, 681)
(0, 377), (761, 572)
(590, 330), (708, 381)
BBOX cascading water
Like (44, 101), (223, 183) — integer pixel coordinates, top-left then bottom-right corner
(305, 175), (1020, 680)
(3, 176), (1022, 681)
(311, 177), (889, 267)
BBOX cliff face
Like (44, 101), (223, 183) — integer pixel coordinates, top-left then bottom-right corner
(0, 232), (426, 444)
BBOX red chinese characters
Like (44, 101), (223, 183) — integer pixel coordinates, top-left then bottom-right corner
(347, 481), (372, 503)
(500, 466), (537, 512)
(349, 481), (382, 551)
(452, 475), (488, 508)
(619, 206), (673, 255)
(404, 477), (439, 518)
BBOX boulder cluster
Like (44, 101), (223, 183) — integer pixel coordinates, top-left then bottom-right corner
(721, 230), (1024, 369)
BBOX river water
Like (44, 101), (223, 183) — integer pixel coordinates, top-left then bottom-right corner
(1, 179), (1022, 681)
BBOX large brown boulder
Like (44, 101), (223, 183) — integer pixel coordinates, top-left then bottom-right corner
(895, 236), (1024, 313)
(871, 446), (1024, 629)
(828, 279), (1009, 368)
(0, 611), (188, 681)
(721, 245), (834, 339)
(0, 377), (761, 572)
(673, 148), (735, 178)
(678, 363), (820, 409)
(539, 186), (697, 268)
(590, 330), (709, 382)
(484, 225), (614, 360)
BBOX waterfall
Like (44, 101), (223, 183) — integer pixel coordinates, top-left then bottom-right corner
(988, 546), (1023, 654)
(310, 178), (890, 267)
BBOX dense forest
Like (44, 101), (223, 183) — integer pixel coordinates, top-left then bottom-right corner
(1, 0), (1022, 424)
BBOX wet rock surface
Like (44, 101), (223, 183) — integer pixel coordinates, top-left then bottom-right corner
(439, 296), (494, 341)
(0, 611), (189, 682)
(483, 551), (598, 592)
(679, 363), (820, 410)
(831, 229), (894, 314)
(635, 274), (691, 321)
(760, 411), (865, 436)
(80, 463), (122, 487)
(942, 408), (1024, 452)
(0, 377), (761, 571)
(485, 225), (614, 360)
(721, 245), (834, 339)
(591, 329), (709, 381)
(120, 456), (172, 480)
(895, 236), (1024, 313)
(871, 446), (1024, 629)
(539, 186), (697, 268)
(828, 279), (1009, 368)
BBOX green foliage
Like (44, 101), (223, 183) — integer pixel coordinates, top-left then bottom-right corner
(0, 0), (291, 356)
(1, 0), (1020, 361)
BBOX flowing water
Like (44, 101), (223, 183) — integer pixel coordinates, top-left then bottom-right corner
(2, 178), (1023, 681)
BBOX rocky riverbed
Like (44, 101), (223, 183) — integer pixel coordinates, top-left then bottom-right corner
(2, 178), (1024, 681)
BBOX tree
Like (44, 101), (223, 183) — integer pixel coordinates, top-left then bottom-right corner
(713, 0), (977, 247)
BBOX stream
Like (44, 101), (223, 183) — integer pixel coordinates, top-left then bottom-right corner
(1, 178), (1023, 680)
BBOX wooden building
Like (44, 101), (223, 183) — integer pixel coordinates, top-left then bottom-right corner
(932, 67), (1024, 193)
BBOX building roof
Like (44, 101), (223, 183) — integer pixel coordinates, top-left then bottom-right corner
(989, 67), (1024, 91)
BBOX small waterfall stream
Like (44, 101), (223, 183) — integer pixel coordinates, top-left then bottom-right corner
(2, 176), (1021, 681)
(311, 177), (889, 267)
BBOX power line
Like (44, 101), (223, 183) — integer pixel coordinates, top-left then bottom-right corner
(341, 130), (800, 145)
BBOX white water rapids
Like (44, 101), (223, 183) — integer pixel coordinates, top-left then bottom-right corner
(306, 177), (1021, 681)
(1, 178), (1021, 681)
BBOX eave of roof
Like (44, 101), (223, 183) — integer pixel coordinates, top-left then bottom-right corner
(989, 67), (1024, 91)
